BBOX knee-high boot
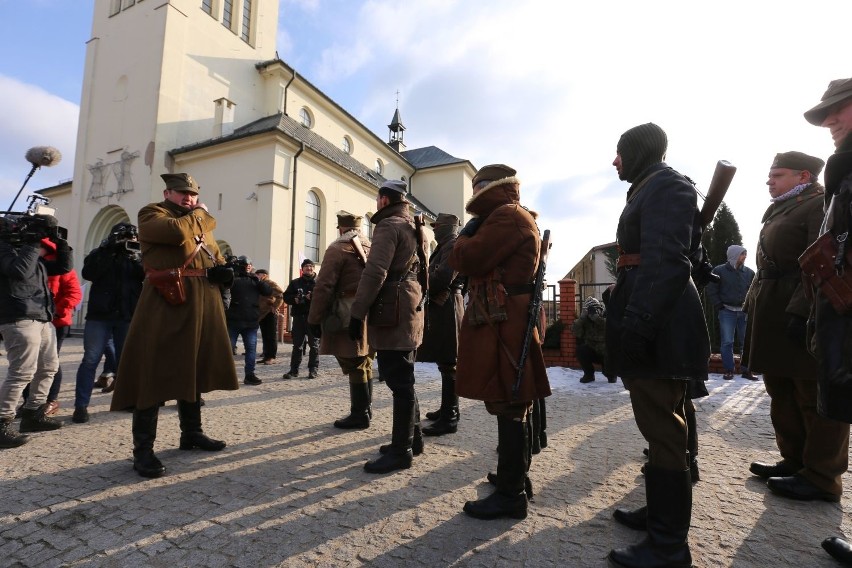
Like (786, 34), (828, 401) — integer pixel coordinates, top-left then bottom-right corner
(133, 406), (165, 478)
(464, 416), (528, 520)
(365, 391), (415, 473)
(334, 379), (371, 429)
(685, 403), (699, 483)
(177, 398), (226, 451)
(423, 371), (458, 436)
(608, 464), (693, 568)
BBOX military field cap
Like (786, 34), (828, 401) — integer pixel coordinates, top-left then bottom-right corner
(771, 151), (825, 176)
(255, 269), (269, 275)
(380, 179), (407, 194)
(804, 78), (852, 126)
(336, 210), (362, 228)
(161, 173), (200, 194)
(431, 213), (461, 227)
(301, 258), (315, 267)
(472, 164), (517, 187)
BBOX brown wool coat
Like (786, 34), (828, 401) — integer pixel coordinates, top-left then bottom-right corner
(417, 237), (464, 364)
(351, 202), (425, 351)
(308, 229), (372, 358)
(258, 278), (284, 321)
(110, 200), (238, 410)
(744, 183), (824, 378)
(449, 178), (551, 403)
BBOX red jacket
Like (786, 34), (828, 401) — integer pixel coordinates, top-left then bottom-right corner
(41, 238), (82, 328)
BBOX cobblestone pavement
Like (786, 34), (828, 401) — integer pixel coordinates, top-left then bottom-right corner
(0, 338), (848, 567)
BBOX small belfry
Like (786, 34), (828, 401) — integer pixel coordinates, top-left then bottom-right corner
(388, 91), (406, 152)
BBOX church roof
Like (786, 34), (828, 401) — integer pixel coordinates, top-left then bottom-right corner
(401, 146), (467, 169)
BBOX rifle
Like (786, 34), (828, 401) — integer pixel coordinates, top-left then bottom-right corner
(512, 229), (551, 400)
(413, 214), (429, 314)
(350, 235), (368, 266)
(699, 160), (737, 227)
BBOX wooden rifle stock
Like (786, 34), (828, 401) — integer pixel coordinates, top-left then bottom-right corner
(700, 160), (737, 227)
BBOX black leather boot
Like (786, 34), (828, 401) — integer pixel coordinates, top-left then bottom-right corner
(380, 424), (423, 455)
(367, 378), (373, 419)
(177, 398), (226, 451)
(613, 505), (647, 531)
(133, 406), (165, 478)
(0, 418), (28, 448)
(19, 404), (62, 432)
(686, 402), (699, 483)
(366, 393), (414, 473)
(464, 416), (528, 520)
(423, 371), (459, 436)
(485, 471), (534, 499)
(823, 537), (852, 565)
(334, 381), (370, 429)
(608, 464), (693, 568)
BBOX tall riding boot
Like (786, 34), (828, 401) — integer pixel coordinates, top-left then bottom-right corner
(334, 381), (370, 429)
(367, 378), (374, 419)
(530, 400), (542, 454)
(538, 398), (548, 449)
(423, 371), (459, 436)
(133, 406), (165, 478)
(177, 399), (226, 451)
(464, 416), (528, 520)
(366, 391), (414, 473)
(686, 403), (699, 483)
(608, 464), (693, 568)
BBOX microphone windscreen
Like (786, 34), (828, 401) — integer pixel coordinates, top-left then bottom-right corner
(25, 146), (62, 167)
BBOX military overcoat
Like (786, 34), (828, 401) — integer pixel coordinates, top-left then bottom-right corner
(351, 202), (425, 351)
(744, 183), (823, 378)
(308, 229), (372, 357)
(416, 237), (464, 364)
(449, 178), (551, 403)
(110, 200), (238, 410)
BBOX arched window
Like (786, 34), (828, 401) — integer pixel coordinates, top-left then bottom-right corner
(364, 214), (373, 239)
(375, 159), (383, 175)
(305, 191), (320, 262)
(300, 107), (313, 129)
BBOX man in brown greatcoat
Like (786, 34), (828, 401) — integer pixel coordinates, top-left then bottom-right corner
(255, 269), (284, 365)
(418, 212), (465, 437)
(349, 180), (427, 474)
(449, 164), (551, 521)
(111, 173), (238, 478)
(308, 211), (374, 430)
(744, 151), (850, 503)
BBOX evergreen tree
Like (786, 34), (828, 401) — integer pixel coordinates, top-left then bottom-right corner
(703, 202), (742, 266)
(603, 245), (619, 280)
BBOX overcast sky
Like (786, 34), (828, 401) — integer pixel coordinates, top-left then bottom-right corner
(1, 0), (849, 282)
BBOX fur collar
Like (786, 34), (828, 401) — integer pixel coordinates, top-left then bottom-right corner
(465, 175), (520, 212)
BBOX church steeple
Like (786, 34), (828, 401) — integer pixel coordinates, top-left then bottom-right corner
(388, 92), (406, 152)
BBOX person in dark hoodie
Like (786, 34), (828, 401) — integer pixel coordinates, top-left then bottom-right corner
(706, 244), (756, 380)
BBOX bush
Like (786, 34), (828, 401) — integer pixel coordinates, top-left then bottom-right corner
(542, 319), (563, 349)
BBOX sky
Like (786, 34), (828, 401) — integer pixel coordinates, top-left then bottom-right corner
(1, 0), (850, 282)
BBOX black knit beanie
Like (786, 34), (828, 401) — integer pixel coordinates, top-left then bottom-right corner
(616, 123), (668, 183)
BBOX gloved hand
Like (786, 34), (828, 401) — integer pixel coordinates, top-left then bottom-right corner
(459, 217), (483, 238)
(207, 265), (235, 288)
(691, 260), (720, 290)
(308, 323), (323, 339)
(786, 315), (807, 347)
(621, 328), (653, 366)
(348, 317), (364, 341)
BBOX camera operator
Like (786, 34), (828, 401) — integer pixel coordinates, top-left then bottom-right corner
(72, 222), (145, 424)
(283, 259), (320, 379)
(225, 256), (272, 385)
(0, 213), (73, 448)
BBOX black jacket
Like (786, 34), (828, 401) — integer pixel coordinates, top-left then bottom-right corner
(283, 275), (316, 317)
(226, 273), (273, 328)
(81, 245), (145, 321)
(0, 241), (73, 324)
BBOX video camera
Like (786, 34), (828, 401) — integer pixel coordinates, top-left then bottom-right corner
(107, 223), (140, 255)
(0, 195), (67, 245)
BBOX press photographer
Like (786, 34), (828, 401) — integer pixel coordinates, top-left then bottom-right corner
(72, 222), (145, 424)
(0, 213), (73, 448)
(283, 259), (320, 380)
(225, 256), (272, 386)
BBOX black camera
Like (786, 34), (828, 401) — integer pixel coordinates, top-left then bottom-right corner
(0, 213), (67, 245)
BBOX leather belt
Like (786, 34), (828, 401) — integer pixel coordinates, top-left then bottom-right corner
(617, 254), (641, 269)
(504, 283), (534, 296)
(758, 268), (796, 280)
(181, 268), (208, 277)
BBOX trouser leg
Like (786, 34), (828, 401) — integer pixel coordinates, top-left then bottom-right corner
(763, 375), (806, 470)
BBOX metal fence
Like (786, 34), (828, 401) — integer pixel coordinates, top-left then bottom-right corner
(543, 283), (559, 325)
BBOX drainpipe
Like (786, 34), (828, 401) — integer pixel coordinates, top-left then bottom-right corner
(288, 143), (305, 279)
(282, 69), (296, 116)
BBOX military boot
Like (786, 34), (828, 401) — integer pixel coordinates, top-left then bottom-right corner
(19, 404), (62, 432)
(0, 418), (28, 448)
(686, 404), (699, 483)
(422, 371), (459, 436)
(464, 416), (528, 520)
(334, 381), (371, 429)
(177, 398), (226, 451)
(132, 406), (165, 478)
(366, 393), (415, 473)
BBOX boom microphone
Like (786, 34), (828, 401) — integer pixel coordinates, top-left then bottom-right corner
(7, 146), (63, 213)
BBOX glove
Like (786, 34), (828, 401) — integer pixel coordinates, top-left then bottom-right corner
(308, 323), (323, 339)
(785, 315), (807, 347)
(459, 217), (484, 237)
(348, 317), (364, 341)
(207, 265), (235, 288)
(621, 328), (653, 366)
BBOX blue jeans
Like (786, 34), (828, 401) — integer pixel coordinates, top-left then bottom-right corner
(74, 319), (130, 409)
(229, 325), (258, 376)
(719, 308), (747, 372)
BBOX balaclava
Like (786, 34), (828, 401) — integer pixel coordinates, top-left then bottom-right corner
(617, 123), (668, 183)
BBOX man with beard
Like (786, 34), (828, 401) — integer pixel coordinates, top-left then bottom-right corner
(308, 211), (373, 429)
(605, 123), (709, 568)
(283, 259), (320, 379)
(110, 173), (237, 478)
(802, 77), (852, 565)
(418, 213), (465, 436)
(349, 180), (427, 473)
(449, 164), (551, 520)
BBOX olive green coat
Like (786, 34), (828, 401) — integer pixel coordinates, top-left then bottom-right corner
(110, 200), (238, 410)
(744, 183), (824, 378)
(308, 229), (372, 358)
